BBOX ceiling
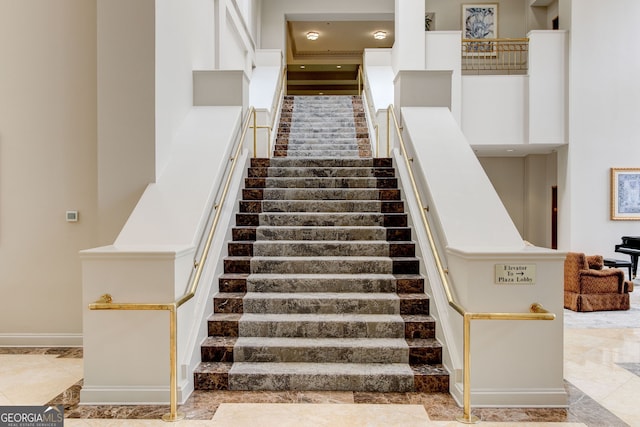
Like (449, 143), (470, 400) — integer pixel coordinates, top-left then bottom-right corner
(286, 20), (394, 95)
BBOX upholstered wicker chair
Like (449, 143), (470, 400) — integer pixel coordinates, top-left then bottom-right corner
(564, 252), (633, 312)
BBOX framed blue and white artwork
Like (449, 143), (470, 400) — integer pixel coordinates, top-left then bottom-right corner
(462, 4), (498, 40)
(611, 168), (640, 220)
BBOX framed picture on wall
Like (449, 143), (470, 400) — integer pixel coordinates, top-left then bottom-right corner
(611, 168), (640, 220)
(462, 3), (498, 39)
(462, 4), (498, 55)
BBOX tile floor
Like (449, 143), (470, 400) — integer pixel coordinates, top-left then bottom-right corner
(1, 291), (638, 426)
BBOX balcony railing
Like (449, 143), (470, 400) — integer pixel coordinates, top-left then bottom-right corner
(462, 38), (529, 74)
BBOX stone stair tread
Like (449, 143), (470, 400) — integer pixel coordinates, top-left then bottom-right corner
(194, 361), (232, 373)
(248, 273), (394, 280)
(235, 336), (408, 349)
(240, 313), (403, 322)
(229, 362), (413, 376)
(246, 273), (397, 293)
(228, 362), (415, 391)
(244, 292), (399, 301)
(251, 255), (391, 262)
(267, 158), (375, 167)
(260, 212), (383, 218)
(253, 240), (389, 256)
(256, 225), (386, 240)
(405, 337), (442, 347)
(254, 240), (388, 244)
(263, 167), (385, 177)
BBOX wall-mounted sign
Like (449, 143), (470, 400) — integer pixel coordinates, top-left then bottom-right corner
(494, 264), (536, 285)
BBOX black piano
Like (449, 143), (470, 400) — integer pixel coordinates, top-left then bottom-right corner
(615, 236), (640, 278)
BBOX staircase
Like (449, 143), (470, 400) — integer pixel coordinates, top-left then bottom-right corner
(194, 95), (449, 393)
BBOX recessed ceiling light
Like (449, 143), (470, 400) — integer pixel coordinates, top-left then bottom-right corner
(373, 31), (387, 40)
(306, 31), (319, 41)
(300, 65), (305, 69)
(336, 65), (342, 69)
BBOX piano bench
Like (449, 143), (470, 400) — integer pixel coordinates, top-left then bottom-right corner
(603, 258), (633, 279)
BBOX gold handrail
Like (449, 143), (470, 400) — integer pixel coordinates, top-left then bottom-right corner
(357, 67), (381, 157)
(89, 106), (257, 422)
(387, 104), (555, 424)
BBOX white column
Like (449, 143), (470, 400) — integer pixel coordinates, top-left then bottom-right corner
(392, 0), (425, 73)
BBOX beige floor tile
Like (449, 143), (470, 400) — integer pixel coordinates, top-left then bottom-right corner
(600, 374), (640, 426)
(0, 355), (82, 405)
(210, 403), (430, 427)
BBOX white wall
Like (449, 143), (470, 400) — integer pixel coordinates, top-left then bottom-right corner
(525, 153), (557, 248)
(155, 0), (216, 177)
(97, 0), (156, 244)
(0, 0), (97, 345)
(217, 0), (256, 74)
(562, 0), (640, 257)
(478, 157), (526, 236)
(479, 153), (558, 248)
(462, 75), (527, 145)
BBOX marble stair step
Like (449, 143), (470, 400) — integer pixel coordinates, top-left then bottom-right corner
(262, 188), (384, 200)
(286, 129), (356, 135)
(238, 313), (405, 338)
(292, 108), (355, 114)
(252, 240), (389, 257)
(259, 200), (382, 213)
(261, 167), (388, 178)
(242, 292), (399, 314)
(246, 273), (396, 293)
(262, 176), (381, 189)
(250, 256), (393, 274)
(233, 337), (409, 363)
(259, 212), (384, 227)
(267, 158), (377, 168)
(285, 136), (358, 141)
(256, 225), (387, 240)
(280, 150), (362, 158)
(261, 177), (397, 189)
(290, 114), (355, 118)
(228, 362), (414, 392)
(284, 143), (359, 151)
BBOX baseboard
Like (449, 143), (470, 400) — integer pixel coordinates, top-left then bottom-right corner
(0, 333), (83, 347)
(80, 384), (190, 405)
(452, 383), (568, 407)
